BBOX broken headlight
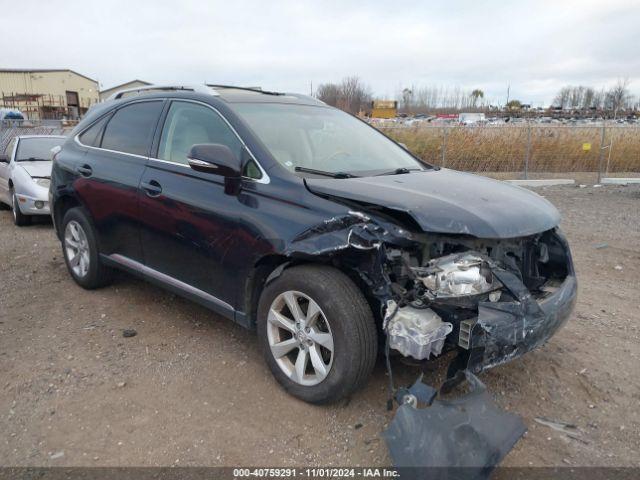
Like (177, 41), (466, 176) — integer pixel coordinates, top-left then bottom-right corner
(414, 252), (501, 298)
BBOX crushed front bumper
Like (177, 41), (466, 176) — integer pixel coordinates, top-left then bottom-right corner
(466, 269), (577, 372)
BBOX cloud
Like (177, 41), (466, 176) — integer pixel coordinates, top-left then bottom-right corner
(2, 0), (639, 104)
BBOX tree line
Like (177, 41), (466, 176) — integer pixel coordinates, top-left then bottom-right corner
(552, 79), (638, 114)
(315, 76), (638, 115)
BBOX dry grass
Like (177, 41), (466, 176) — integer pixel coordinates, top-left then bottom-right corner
(379, 125), (640, 174)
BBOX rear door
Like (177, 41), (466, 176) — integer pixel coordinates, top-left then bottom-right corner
(75, 100), (164, 262)
(138, 100), (250, 309)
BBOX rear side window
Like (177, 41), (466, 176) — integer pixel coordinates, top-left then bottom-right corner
(101, 101), (162, 156)
(158, 101), (243, 165)
(79, 114), (110, 147)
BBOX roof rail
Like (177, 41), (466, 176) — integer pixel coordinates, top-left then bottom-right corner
(108, 84), (218, 100)
(205, 84), (285, 96)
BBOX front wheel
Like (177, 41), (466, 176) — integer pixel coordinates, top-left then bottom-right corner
(257, 265), (378, 404)
(11, 191), (31, 226)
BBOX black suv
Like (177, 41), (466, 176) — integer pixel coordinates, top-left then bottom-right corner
(50, 85), (576, 403)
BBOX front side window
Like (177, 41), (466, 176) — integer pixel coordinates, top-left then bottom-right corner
(234, 103), (427, 177)
(158, 101), (243, 166)
(15, 137), (64, 161)
(101, 101), (163, 156)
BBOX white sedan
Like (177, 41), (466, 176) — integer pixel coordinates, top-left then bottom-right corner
(0, 135), (66, 226)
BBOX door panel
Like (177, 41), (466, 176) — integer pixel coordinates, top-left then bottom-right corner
(139, 162), (242, 304)
(75, 149), (148, 260)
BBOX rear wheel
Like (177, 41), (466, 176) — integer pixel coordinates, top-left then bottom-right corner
(11, 190), (31, 226)
(61, 207), (113, 289)
(257, 265), (377, 404)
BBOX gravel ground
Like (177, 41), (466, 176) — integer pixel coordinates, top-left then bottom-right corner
(1, 184), (639, 467)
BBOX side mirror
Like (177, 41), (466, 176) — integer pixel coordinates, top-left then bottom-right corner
(187, 144), (241, 177)
(0, 154), (8, 163)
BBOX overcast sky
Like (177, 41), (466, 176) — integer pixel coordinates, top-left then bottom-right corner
(3, 0), (639, 105)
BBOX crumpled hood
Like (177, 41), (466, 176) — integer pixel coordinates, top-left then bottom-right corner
(18, 161), (52, 178)
(305, 168), (561, 238)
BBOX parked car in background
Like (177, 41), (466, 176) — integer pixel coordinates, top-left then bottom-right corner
(0, 135), (66, 225)
(49, 85), (576, 404)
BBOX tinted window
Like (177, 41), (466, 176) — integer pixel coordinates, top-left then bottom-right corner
(158, 101), (243, 165)
(102, 101), (162, 156)
(15, 137), (64, 161)
(79, 114), (110, 147)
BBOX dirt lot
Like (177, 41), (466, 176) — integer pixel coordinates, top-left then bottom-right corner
(1, 184), (639, 468)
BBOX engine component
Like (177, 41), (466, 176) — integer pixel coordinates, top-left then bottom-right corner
(387, 303), (453, 360)
(415, 252), (501, 298)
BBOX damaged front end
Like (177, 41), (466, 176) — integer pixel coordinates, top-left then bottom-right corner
(287, 209), (576, 375)
(286, 207), (576, 471)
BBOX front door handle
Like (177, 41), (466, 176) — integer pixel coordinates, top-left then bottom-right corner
(141, 180), (162, 197)
(76, 164), (93, 177)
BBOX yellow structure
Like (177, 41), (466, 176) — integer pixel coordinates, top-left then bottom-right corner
(100, 79), (151, 101)
(0, 69), (99, 120)
(370, 100), (398, 119)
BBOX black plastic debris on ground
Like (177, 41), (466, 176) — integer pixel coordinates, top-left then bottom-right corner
(122, 329), (137, 338)
(383, 372), (526, 480)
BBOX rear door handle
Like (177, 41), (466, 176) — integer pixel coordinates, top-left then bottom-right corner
(141, 180), (162, 197)
(76, 164), (93, 177)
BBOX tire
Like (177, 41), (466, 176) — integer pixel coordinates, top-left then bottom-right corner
(61, 207), (113, 289)
(11, 190), (31, 226)
(257, 264), (377, 404)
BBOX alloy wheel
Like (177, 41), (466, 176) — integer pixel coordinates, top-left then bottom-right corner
(64, 220), (90, 278)
(267, 290), (334, 386)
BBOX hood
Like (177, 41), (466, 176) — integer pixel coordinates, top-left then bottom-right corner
(305, 169), (561, 239)
(18, 161), (52, 178)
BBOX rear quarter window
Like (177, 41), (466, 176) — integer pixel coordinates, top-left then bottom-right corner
(79, 114), (111, 147)
(101, 101), (163, 156)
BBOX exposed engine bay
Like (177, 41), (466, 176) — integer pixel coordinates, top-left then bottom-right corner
(382, 228), (574, 370)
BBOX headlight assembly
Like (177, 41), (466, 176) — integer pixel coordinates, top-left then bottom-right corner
(35, 178), (50, 188)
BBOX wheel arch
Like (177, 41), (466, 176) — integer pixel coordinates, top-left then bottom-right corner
(52, 194), (83, 240)
(243, 252), (383, 329)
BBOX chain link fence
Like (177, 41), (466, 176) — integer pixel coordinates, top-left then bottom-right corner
(379, 124), (640, 183)
(0, 123), (72, 153)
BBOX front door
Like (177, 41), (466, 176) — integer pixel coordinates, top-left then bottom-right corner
(138, 100), (248, 308)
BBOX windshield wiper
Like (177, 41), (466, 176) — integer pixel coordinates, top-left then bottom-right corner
(294, 166), (358, 179)
(18, 157), (49, 162)
(375, 167), (423, 176)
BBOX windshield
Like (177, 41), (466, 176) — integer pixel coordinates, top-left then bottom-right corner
(16, 137), (64, 162)
(234, 103), (427, 176)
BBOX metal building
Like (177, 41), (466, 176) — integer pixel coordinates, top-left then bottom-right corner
(0, 69), (99, 121)
(99, 79), (151, 101)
